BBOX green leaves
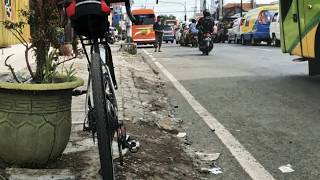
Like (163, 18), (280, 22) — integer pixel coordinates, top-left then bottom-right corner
(64, 63), (77, 82)
(43, 50), (59, 83)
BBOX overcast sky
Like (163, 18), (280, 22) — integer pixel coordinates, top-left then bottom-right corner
(132, 0), (277, 20)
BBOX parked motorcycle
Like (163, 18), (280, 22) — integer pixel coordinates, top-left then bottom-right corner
(199, 32), (214, 55)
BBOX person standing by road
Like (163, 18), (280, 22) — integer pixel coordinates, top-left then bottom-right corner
(153, 16), (165, 52)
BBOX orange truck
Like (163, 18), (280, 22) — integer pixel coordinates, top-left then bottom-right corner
(132, 9), (156, 45)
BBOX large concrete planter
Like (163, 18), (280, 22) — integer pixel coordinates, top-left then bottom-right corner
(0, 78), (84, 167)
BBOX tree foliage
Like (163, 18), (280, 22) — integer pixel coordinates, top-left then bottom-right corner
(3, 0), (63, 83)
(159, 14), (177, 21)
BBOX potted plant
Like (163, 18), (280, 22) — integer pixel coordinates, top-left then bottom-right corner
(0, 0), (83, 167)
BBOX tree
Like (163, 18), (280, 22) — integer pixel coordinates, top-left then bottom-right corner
(159, 14), (177, 21)
(29, 0), (61, 82)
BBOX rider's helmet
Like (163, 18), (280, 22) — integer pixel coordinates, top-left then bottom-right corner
(203, 9), (211, 17)
(191, 19), (196, 23)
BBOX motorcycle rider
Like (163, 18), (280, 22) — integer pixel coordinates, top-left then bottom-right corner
(196, 10), (214, 43)
(189, 19), (198, 35)
(189, 19), (199, 47)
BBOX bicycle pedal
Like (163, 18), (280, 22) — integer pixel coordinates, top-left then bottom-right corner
(128, 140), (140, 153)
(125, 135), (140, 153)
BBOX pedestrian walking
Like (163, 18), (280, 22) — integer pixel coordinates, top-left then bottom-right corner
(153, 16), (164, 52)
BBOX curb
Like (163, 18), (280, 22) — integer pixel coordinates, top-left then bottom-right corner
(139, 50), (160, 76)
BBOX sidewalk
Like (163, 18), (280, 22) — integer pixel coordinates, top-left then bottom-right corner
(0, 44), (35, 73)
(45, 46), (200, 179)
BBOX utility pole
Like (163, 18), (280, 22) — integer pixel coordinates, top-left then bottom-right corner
(251, 0), (256, 8)
(240, 0), (243, 17)
(200, 0), (206, 11)
(194, 0), (197, 18)
(219, 0), (223, 20)
(185, 0), (187, 21)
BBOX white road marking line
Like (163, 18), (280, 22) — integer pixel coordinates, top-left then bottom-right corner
(142, 49), (275, 180)
(148, 55), (156, 61)
(252, 47), (274, 52)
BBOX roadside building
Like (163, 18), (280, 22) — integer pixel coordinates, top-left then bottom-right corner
(223, 3), (252, 19)
(0, 0), (30, 47)
(112, 3), (122, 27)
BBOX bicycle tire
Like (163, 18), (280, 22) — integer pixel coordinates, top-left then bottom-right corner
(91, 53), (114, 180)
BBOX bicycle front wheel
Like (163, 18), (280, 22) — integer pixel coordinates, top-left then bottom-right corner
(91, 53), (114, 180)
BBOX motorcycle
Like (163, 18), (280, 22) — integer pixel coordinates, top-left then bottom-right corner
(190, 33), (198, 48)
(199, 32), (214, 55)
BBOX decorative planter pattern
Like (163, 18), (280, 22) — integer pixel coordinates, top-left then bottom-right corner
(0, 78), (83, 167)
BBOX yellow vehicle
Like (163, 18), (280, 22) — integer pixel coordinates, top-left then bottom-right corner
(280, 0), (320, 75)
(240, 5), (279, 45)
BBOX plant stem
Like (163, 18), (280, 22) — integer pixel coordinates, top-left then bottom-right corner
(25, 45), (35, 79)
(4, 54), (21, 83)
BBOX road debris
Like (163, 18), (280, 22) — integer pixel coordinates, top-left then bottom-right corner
(184, 139), (193, 145)
(195, 152), (221, 162)
(278, 164), (295, 173)
(157, 118), (179, 134)
(200, 165), (223, 175)
(177, 132), (187, 138)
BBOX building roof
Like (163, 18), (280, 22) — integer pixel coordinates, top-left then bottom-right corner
(223, 3), (252, 12)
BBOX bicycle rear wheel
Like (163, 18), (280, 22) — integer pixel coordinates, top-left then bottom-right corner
(91, 53), (114, 180)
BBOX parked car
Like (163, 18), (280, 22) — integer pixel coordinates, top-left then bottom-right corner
(240, 5), (278, 45)
(269, 12), (280, 46)
(228, 18), (244, 44)
(163, 25), (175, 43)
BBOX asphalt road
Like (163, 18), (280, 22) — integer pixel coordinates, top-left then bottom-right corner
(142, 43), (320, 180)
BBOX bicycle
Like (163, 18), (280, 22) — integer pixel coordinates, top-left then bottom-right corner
(65, 0), (139, 179)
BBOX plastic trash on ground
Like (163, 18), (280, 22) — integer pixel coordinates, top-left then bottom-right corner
(278, 164), (295, 173)
(200, 165), (223, 175)
(177, 132), (187, 138)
